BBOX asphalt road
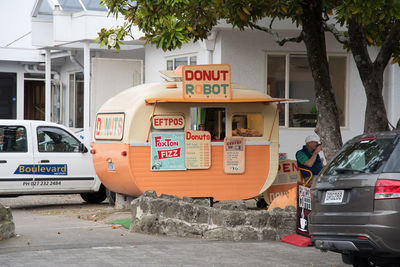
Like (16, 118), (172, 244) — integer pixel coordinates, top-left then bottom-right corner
(0, 195), (345, 267)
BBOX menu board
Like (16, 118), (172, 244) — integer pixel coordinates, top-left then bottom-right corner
(224, 136), (245, 174)
(185, 130), (211, 169)
(151, 132), (186, 171)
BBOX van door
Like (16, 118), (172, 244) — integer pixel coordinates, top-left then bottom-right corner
(0, 123), (34, 193)
(32, 125), (97, 192)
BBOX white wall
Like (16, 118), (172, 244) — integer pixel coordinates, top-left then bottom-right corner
(145, 41), (206, 83)
(207, 29), (366, 160)
(0, 0), (35, 49)
(57, 48), (145, 127)
(0, 0), (42, 62)
(91, 57), (143, 125)
(143, 28), (373, 161)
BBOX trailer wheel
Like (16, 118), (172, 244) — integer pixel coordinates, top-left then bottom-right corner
(256, 197), (267, 209)
(80, 185), (107, 204)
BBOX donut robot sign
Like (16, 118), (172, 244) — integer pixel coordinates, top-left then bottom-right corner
(182, 64), (232, 100)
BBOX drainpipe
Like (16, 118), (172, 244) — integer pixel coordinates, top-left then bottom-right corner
(83, 41), (91, 143)
(45, 50), (51, 122)
(68, 51), (83, 70)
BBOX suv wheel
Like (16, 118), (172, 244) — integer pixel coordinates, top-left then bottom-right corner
(341, 254), (373, 267)
(341, 254), (353, 264)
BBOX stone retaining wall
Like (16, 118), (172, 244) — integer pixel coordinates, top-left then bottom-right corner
(0, 204), (15, 240)
(130, 191), (296, 241)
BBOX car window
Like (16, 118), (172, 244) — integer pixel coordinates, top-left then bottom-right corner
(0, 126), (27, 153)
(37, 127), (81, 153)
(323, 137), (396, 175)
(383, 138), (400, 173)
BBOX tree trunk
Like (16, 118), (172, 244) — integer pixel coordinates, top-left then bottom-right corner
(347, 19), (389, 133)
(300, 1), (343, 161)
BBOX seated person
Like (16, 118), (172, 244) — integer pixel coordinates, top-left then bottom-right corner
(296, 135), (323, 180)
(13, 129), (27, 152)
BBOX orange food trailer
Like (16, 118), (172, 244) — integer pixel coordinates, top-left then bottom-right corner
(91, 64), (290, 201)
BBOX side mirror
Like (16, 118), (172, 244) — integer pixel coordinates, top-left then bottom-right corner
(79, 143), (88, 153)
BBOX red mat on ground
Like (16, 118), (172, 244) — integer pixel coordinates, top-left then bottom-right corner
(281, 234), (312, 247)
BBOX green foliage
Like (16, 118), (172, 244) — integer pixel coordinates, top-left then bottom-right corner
(97, 0), (400, 65)
(97, 0), (320, 51)
(335, 0), (400, 63)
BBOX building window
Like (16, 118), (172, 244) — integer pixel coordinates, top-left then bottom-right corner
(68, 72), (84, 128)
(166, 55), (197, 70)
(0, 73), (17, 119)
(266, 54), (347, 128)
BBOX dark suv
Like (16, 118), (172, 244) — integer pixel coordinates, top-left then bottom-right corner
(309, 132), (400, 266)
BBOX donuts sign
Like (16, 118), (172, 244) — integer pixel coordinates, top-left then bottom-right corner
(95, 113), (125, 140)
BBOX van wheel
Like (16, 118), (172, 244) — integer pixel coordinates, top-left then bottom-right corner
(80, 185), (107, 204)
(106, 189), (116, 205)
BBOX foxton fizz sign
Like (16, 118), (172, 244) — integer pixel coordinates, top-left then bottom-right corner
(95, 113), (125, 140)
(151, 132), (186, 171)
(182, 64), (232, 100)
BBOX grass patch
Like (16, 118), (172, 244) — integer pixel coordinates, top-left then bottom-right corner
(107, 218), (131, 229)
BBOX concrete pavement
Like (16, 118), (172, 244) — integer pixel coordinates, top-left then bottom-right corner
(0, 195), (345, 266)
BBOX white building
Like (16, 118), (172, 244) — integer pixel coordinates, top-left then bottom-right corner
(1, 0), (400, 160)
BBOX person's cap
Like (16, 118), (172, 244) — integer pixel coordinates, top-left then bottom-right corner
(305, 135), (320, 144)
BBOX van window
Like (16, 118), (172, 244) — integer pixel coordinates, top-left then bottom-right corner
(232, 114), (263, 137)
(0, 126), (27, 152)
(37, 127), (81, 153)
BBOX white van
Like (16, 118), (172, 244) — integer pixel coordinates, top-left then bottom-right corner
(0, 120), (106, 203)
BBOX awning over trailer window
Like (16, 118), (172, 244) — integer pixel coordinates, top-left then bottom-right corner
(145, 98), (305, 104)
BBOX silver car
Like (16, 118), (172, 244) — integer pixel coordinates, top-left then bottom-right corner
(309, 132), (400, 266)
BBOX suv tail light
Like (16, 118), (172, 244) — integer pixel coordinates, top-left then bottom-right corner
(375, 179), (400, 200)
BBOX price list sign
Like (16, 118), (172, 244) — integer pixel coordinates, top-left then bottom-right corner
(185, 130), (211, 169)
(224, 136), (245, 174)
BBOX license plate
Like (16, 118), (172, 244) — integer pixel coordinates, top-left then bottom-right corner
(324, 190), (344, 203)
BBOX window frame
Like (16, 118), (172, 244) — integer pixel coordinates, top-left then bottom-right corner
(67, 71), (84, 128)
(265, 52), (349, 129)
(166, 54), (198, 70)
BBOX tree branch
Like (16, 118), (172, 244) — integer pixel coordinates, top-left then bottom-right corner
(323, 22), (349, 45)
(374, 20), (400, 72)
(249, 22), (303, 46)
